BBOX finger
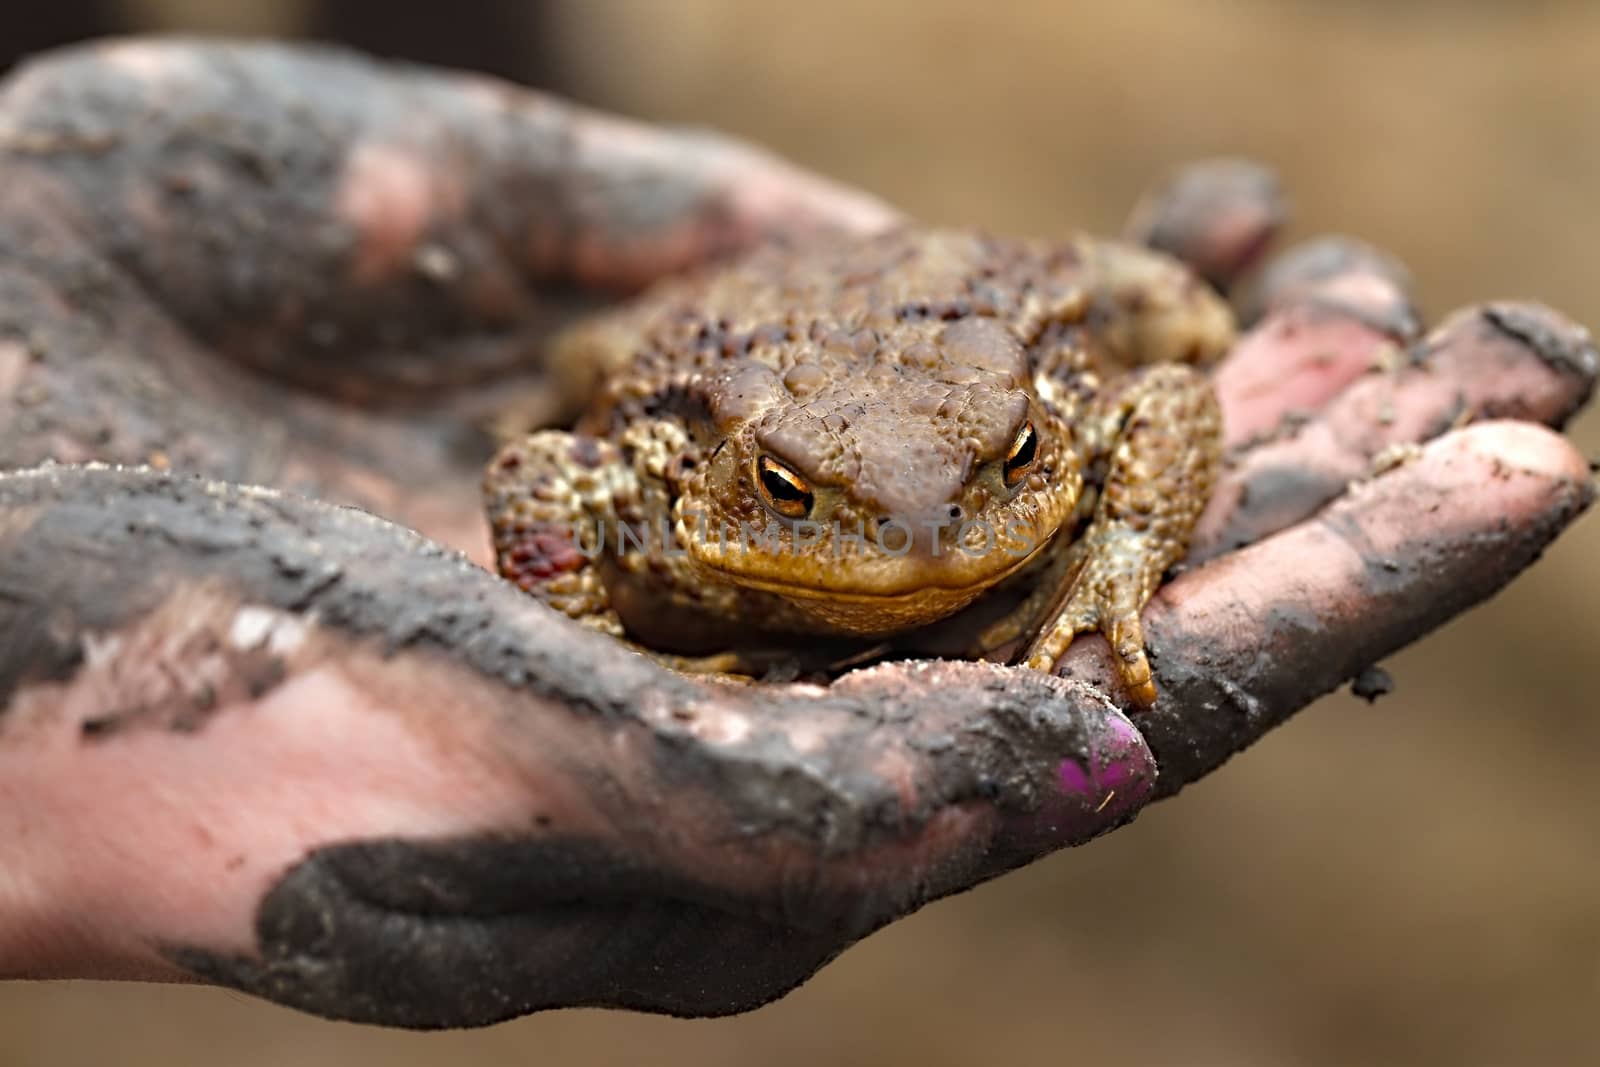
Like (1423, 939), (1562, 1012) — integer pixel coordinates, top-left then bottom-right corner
(1123, 158), (1287, 293)
(1056, 420), (1594, 785)
(1199, 302), (1597, 559)
(0, 465), (1149, 1027)
(181, 662), (1148, 1028)
(1123, 167), (1425, 447)
(1244, 233), (1420, 329)
(1213, 236), (1421, 445)
(0, 39), (900, 404)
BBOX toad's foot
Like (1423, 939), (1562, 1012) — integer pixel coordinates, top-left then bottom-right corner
(1022, 543), (1158, 706)
(483, 430), (629, 636)
(647, 649), (781, 678)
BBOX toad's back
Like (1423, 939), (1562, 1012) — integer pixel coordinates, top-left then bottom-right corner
(559, 228), (1166, 433)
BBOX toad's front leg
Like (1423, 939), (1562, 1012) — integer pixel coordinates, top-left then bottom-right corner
(484, 430), (822, 679)
(483, 430), (630, 637)
(1023, 364), (1222, 704)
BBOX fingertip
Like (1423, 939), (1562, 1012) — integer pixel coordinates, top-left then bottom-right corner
(1425, 418), (1594, 490)
(1244, 235), (1420, 336)
(835, 661), (1156, 846)
(1473, 302), (1599, 409)
(713, 137), (904, 239)
(1124, 158), (1287, 292)
(1034, 677), (1157, 834)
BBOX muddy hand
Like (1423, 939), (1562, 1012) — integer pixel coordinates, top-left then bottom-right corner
(0, 36), (899, 557)
(0, 41), (1592, 1030)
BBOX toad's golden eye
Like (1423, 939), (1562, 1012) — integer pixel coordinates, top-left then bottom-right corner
(756, 455), (815, 518)
(1003, 420), (1038, 488)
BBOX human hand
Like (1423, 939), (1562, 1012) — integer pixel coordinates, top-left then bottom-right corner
(0, 39), (1591, 1028)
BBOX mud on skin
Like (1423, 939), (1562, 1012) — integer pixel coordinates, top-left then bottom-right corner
(0, 465), (1151, 1026)
(2, 424), (1590, 1026)
(1196, 301), (1598, 560)
(0, 40), (646, 400)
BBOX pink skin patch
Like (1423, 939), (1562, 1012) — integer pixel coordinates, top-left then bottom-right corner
(0, 629), (611, 981)
(96, 39), (198, 83)
(0, 339), (30, 400)
(1214, 306), (1397, 445)
(335, 143), (440, 286)
(556, 116), (901, 291)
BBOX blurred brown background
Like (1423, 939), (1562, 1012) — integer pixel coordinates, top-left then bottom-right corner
(3, 2), (1598, 1065)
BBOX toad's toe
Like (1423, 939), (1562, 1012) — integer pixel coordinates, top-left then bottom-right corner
(1109, 614), (1158, 706)
(1024, 627), (1077, 673)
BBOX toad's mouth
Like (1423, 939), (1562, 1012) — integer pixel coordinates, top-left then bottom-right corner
(691, 532), (1053, 603)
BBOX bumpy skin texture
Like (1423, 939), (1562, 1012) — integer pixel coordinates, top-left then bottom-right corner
(485, 230), (1234, 703)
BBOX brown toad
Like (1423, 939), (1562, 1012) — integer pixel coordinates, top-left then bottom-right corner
(483, 228), (1232, 704)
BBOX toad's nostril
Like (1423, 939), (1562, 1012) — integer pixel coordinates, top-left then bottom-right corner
(869, 515), (913, 544)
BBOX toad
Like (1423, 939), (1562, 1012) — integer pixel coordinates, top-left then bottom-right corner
(483, 229), (1233, 704)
